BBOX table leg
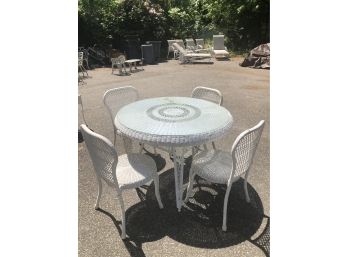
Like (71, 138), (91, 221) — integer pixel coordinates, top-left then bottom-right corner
(173, 148), (186, 212)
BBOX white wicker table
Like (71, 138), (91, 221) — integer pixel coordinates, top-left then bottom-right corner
(115, 97), (233, 211)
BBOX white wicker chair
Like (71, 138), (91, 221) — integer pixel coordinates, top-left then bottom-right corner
(111, 55), (128, 75)
(191, 86), (223, 150)
(78, 52), (88, 77)
(103, 86), (139, 150)
(80, 124), (163, 239)
(185, 120), (265, 231)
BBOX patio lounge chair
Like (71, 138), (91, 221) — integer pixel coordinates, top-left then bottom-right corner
(185, 120), (265, 231)
(212, 35), (229, 58)
(185, 38), (196, 50)
(80, 124), (163, 240)
(172, 43), (212, 64)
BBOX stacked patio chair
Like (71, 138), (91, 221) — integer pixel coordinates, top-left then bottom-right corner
(80, 124), (163, 240)
(185, 120), (265, 231)
(212, 35), (229, 58)
(172, 43), (212, 64)
(111, 55), (128, 75)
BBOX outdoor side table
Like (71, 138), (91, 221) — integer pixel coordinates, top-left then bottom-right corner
(115, 97), (233, 211)
(124, 59), (144, 73)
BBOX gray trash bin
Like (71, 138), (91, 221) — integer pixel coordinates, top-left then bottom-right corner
(141, 44), (155, 64)
(146, 41), (161, 59)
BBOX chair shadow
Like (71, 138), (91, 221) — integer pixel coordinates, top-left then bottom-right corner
(96, 155), (269, 255)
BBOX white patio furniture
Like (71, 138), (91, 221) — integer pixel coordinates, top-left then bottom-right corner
(111, 55), (128, 75)
(114, 97), (233, 211)
(212, 35), (229, 58)
(172, 43), (212, 64)
(185, 38), (196, 50)
(124, 59), (143, 73)
(167, 40), (177, 59)
(80, 124), (163, 239)
(78, 52), (88, 77)
(184, 120), (265, 231)
(195, 38), (204, 49)
(191, 86), (223, 150)
(103, 86), (139, 149)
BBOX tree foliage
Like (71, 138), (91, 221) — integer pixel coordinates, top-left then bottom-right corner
(78, 0), (269, 52)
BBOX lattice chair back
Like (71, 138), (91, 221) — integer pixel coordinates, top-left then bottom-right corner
(167, 40), (177, 50)
(103, 86), (139, 150)
(195, 38), (204, 49)
(80, 124), (119, 188)
(230, 120), (265, 180)
(191, 86), (223, 105)
(175, 39), (185, 48)
(213, 35), (225, 50)
(185, 39), (195, 50)
(78, 52), (84, 66)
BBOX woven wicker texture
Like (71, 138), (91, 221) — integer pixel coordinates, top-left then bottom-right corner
(232, 120), (265, 178)
(115, 97), (233, 147)
(80, 124), (117, 186)
(191, 86), (223, 105)
(116, 153), (157, 189)
(191, 150), (240, 184)
(80, 124), (163, 239)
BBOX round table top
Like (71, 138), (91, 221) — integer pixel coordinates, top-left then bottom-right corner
(115, 97), (233, 147)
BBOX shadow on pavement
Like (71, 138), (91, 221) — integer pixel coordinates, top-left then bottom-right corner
(97, 156), (269, 256)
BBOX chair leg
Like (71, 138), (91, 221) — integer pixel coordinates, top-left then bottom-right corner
(184, 170), (195, 202)
(154, 175), (163, 209)
(244, 178), (250, 203)
(116, 192), (127, 239)
(212, 141), (216, 150)
(222, 184), (233, 231)
(95, 178), (102, 210)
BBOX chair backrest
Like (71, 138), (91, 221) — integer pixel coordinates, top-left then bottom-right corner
(230, 120), (265, 179)
(167, 40), (177, 48)
(195, 38), (204, 48)
(172, 43), (186, 55)
(103, 86), (139, 125)
(175, 39), (185, 48)
(213, 35), (225, 50)
(111, 55), (126, 65)
(80, 124), (119, 187)
(185, 39), (195, 49)
(191, 86), (223, 105)
(78, 94), (87, 126)
(78, 52), (84, 65)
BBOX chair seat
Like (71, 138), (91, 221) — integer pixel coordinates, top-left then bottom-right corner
(191, 149), (240, 184)
(117, 153), (157, 189)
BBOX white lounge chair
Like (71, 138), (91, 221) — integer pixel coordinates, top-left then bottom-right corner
(172, 43), (212, 64)
(212, 35), (229, 58)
